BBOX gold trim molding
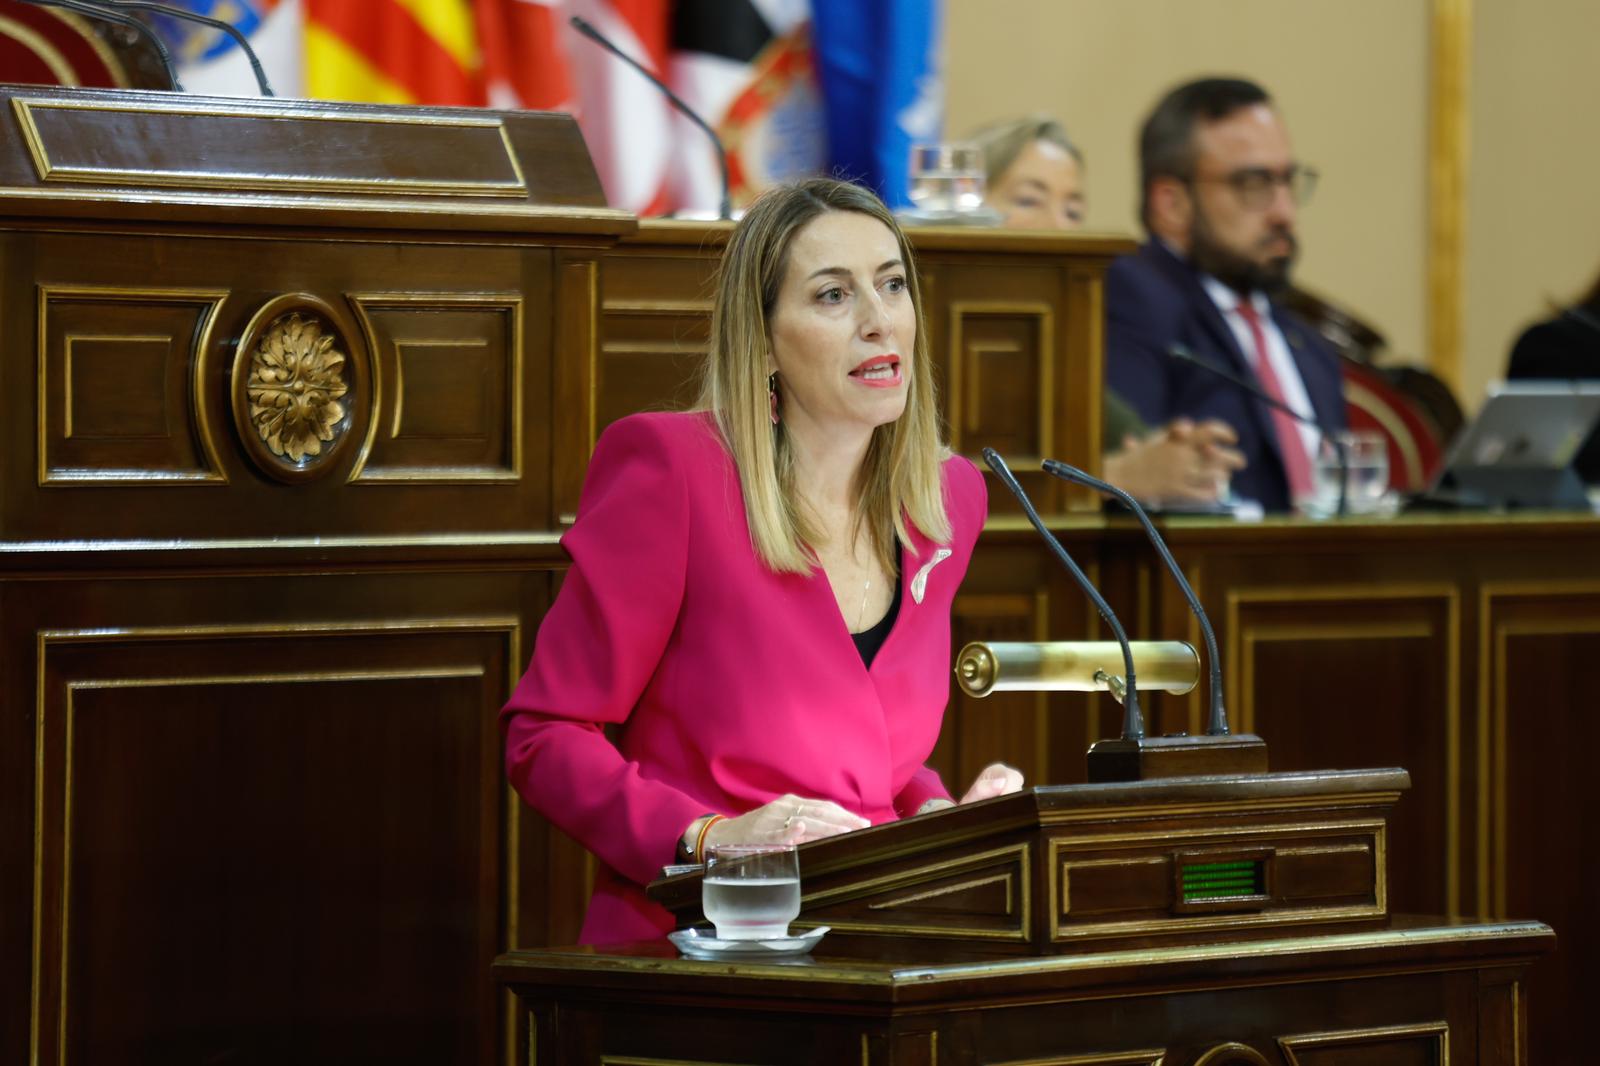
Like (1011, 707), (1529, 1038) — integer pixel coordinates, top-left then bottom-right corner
(986, 1051), (1165, 1066)
(1279, 1020), (1448, 1065)
(12, 96), (529, 198)
(801, 843), (1031, 941)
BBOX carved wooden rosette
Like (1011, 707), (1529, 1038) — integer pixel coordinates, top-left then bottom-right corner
(231, 294), (368, 482)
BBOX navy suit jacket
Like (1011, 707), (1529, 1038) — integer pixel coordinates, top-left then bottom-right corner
(1105, 240), (1347, 512)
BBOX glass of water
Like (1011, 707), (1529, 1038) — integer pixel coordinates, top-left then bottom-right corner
(1306, 430), (1390, 516)
(702, 844), (800, 941)
(907, 143), (986, 215)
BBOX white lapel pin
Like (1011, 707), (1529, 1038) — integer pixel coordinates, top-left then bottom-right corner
(910, 548), (953, 604)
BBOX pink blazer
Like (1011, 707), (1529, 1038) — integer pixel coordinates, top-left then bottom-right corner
(501, 411), (987, 944)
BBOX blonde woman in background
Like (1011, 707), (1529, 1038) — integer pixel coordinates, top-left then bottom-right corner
(969, 116), (1245, 506)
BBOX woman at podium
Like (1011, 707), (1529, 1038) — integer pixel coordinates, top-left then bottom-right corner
(500, 178), (1022, 945)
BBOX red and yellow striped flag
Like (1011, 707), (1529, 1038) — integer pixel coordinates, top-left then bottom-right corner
(302, 0), (572, 110)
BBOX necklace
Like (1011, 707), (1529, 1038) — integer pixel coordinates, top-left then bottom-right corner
(857, 575), (872, 631)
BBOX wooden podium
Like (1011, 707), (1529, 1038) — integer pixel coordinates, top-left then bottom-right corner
(0, 84), (632, 1066)
(650, 770), (1405, 955)
(494, 770), (1553, 1064)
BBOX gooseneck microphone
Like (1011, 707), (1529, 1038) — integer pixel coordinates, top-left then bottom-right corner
(981, 448), (1145, 741)
(1167, 342), (1348, 516)
(1043, 458), (1230, 738)
(569, 14), (732, 221)
(95, 0), (275, 95)
(21, 0), (182, 91)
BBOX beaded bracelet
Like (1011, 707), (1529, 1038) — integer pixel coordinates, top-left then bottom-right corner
(692, 814), (726, 863)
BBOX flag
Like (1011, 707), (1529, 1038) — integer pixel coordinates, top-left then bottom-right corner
(304, 0), (482, 104)
(563, 0), (673, 214)
(663, 0), (826, 214)
(115, 0), (944, 216)
(811, 0), (943, 208)
(142, 0), (305, 97)
(474, 0), (573, 110)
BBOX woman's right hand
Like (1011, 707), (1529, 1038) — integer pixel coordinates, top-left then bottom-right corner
(703, 794), (870, 850)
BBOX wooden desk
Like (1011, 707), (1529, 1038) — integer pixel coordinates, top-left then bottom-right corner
(950, 512), (1600, 1064)
(496, 917), (1551, 1065)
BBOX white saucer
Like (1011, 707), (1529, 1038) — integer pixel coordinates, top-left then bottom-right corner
(667, 925), (829, 960)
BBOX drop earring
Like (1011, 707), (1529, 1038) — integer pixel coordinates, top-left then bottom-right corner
(768, 371), (780, 426)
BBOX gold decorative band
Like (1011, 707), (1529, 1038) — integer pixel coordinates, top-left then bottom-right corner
(12, 96), (529, 198)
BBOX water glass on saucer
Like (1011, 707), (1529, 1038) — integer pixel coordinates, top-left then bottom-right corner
(702, 844), (800, 941)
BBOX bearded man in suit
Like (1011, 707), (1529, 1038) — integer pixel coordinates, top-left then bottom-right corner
(1106, 77), (1345, 513)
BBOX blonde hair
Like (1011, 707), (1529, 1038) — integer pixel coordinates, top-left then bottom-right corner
(695, 178), (951, 575)
(967, 114), (1083, 185)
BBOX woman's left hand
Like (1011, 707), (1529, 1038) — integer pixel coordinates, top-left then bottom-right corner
(958, 762), (1025, 804)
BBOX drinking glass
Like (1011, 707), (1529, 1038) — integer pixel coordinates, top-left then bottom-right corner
(702, 843), (800, 941)
(1305, 430), (1389, 516)
(907, 143), (986, 214)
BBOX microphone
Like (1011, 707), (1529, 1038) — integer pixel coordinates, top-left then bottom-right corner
(569, 14), (732, 221)
(96, 0), (275, 95)
(980, 448), (1145, 741)
(1043, 458), (1229, 738)
(1167, 342), (1348, 516)
(20, 0), (183, 91)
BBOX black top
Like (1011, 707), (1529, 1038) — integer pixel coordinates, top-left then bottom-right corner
(1507, 306), (1600, 481)
(851, 565), (903, 668)
(1507, 306), (1600, 381)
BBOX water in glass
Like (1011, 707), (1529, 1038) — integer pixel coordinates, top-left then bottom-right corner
(907, 143), (985, 214)
(1308, 431), (1389, 515)
(702, 844), (800, 941)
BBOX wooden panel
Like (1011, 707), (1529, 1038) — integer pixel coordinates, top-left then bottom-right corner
(1480, 584), (1600, 1066)
(38, 285), (228, 484)
(553, 255), (599, 525)
(946, 590), (1049, 794)
(350, 293), (524, 482)
(1, 231), (558, 540)
(597, 248), (713, 446)
(947, 302), (1052, 461)
(922, 261), (1070, 515)
(30, 618), (514, 1065)
(1221, 586), (1456, 919)
(15, 95), (528, 196)
(0, 86), (621, 219)
(0, 565), (557, 1066)
(802, 844), (1031, 941)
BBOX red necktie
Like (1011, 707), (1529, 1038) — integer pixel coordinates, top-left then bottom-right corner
(1234, 300), (1314, 501)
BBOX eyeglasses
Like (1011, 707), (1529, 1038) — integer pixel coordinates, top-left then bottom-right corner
(1188, 165), (1319, 210)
